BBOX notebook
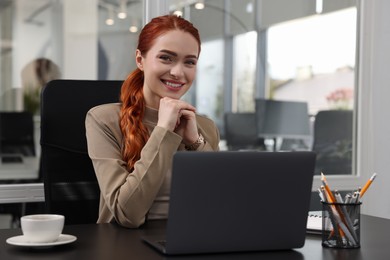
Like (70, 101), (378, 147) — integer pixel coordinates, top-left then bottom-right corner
(142, 151), (316, 255)
(306, 211), (332, 235)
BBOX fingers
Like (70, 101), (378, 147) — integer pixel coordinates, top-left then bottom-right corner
(160, 97), (196, 113)
(157, 97), (196, 131)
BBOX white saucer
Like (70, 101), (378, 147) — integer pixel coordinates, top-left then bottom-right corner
(6, 234), (77, 248)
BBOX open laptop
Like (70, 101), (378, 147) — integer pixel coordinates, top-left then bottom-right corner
(142, 151), (316, 255)
(1, 154), (23, 164)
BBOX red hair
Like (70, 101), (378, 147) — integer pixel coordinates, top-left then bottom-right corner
(120, 15), (201, 171)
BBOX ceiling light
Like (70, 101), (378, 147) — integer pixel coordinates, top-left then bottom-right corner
(106, 6), (115, 25)
(118, 12), (127, 19)
(173, 10), (183, 17)
(195, 0), (205, 10)
(106, 18), (114, 25)
(246, 2), (253, 13)
(129, 25), (138, 33)
(118, 0), (127, 19)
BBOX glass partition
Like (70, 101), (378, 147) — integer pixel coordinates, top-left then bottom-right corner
(0, 0), (143, 228)
(169, 0), (358, 176)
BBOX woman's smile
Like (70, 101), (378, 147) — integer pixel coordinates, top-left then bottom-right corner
(161, 79), (185, 90)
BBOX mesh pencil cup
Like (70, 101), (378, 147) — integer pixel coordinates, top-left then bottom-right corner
(321, 201), (361, 249)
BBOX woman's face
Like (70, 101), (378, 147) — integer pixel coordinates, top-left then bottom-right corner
(136, 30), (199, 109)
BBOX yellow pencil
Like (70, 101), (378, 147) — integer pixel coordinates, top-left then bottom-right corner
(321, 172), (336, 203)
(360, 173), (377, 198)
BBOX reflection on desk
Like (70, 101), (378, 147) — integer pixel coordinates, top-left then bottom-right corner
(1, 215), (390, 260)
(0, 157), (39, 181)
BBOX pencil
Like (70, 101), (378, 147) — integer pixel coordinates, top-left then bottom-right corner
(321, 172), (336, 203)
(360, 173), (377, 198)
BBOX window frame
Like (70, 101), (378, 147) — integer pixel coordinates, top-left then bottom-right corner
(312, 0), (367, 192)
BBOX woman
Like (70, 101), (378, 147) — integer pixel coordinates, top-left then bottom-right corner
(86, 15), (220, 228)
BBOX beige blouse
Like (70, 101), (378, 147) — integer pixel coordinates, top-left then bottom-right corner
(85, 103), (220, 228)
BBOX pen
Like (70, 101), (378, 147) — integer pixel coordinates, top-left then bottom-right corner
(344, 193), (352, 204)
(322, 187), (346, 241)
(334, 190), (359, 243)
(350, 191), (359, 204)
(318, 186), (327, 202)
(325, 199), (355, 245)
(321, 179), (354, 244)
(360, 173), (377, 198)
(334, 190), (344, 204)
(356, 188), (361, 202)
(318, 188), (324, 202)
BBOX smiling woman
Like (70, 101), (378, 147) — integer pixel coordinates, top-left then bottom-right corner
(85, 15), (220, 228)
(136, 30), (199, 108)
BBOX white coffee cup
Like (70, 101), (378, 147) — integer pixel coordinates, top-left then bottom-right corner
(21, 214), (65, 243)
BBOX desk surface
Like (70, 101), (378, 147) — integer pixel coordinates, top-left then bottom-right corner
(1, 215), (389, 260)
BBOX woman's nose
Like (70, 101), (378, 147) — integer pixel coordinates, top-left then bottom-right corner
(169, 63), (184, 79)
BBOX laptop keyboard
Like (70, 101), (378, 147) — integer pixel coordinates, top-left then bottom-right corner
(1, 155), (23, 163)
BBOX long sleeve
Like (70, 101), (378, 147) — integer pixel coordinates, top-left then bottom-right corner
(85, 103), (220, 228)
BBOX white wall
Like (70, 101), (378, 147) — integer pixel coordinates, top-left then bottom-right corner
(358, 0), (390, 219)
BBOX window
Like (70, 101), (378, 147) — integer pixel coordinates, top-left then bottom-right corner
(195, 40), (224, 129)
(232, 31), (257, 112)
(267, 7), (357, 175)
(267, 8), (357, 115)
(170, 2), (358, 176)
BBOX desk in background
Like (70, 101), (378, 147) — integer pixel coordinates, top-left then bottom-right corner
(1, 215), (389, 260)
(0, 157), (39, 181)
(0, 156), (43, 204)
(0, 157), (43, 226)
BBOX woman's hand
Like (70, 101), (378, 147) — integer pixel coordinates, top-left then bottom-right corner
(157, 97), (199, 145)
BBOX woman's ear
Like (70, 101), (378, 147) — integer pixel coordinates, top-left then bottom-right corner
(135, 50), (144, 71)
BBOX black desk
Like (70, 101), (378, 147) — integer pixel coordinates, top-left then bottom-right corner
(1, 215), (389, 260)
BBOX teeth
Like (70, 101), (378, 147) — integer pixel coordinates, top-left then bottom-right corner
(164, 81), (182, 88)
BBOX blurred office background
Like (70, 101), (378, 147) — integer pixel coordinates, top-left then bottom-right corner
(1, 0), (389, 226)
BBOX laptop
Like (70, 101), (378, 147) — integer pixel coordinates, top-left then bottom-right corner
(142, 151), (316, 255)
(0, 154), (24, 164)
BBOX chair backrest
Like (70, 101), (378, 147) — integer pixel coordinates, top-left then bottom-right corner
(224, 112), (263, 150)
(0, 111), (35, 156)
(312, 110), (353, 175)
(40, 79), (122, 225)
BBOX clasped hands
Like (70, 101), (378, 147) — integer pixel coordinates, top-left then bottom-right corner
(157, 97), (199, 146)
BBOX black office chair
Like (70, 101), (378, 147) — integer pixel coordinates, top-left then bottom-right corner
(312, 110), (353, 175)
(40, 79), (122, 225)
(224, 112), (264, 151)
(0, 111), (35, 156)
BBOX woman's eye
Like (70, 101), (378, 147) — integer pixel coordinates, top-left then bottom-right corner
(159, 55), (172, 62)
(185, 59), (197, 66)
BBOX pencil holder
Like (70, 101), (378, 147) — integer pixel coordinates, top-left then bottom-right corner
(321, 201), (361, 249)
